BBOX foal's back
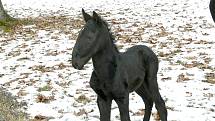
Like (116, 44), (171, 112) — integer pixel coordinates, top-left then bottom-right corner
(119, 45), (158, 92)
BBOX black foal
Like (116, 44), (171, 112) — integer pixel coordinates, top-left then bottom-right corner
(72, 9), (167, 121)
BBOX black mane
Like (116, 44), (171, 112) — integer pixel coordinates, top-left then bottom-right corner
(101, 18), (119, 53)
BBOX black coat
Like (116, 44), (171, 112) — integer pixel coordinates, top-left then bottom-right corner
(210, 0), (215, 22)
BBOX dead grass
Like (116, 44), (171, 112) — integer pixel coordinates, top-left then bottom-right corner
(0, 15), (83, 38)
(0, 88), (27, 121)
(0, 18), (33, 32)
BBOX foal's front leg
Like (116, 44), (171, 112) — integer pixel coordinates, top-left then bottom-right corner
(115, 92), (131, 121)
(97, 96), (112, 121)
(89, 71), (112, 121)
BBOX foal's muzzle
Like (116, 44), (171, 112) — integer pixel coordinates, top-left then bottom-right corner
(72, 48), (91, 70)
(72, 58), (84, 70)
(72, 49), (83, 70)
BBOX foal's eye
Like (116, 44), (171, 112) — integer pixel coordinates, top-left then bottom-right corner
(87, 37), (92, 42)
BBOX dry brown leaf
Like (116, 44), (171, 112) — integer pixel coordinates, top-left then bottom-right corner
(177, 73), (191, 82)
(36, 94), (55, 103)
(33, 115), (54, 121)
(152, 112), (160, 121)
(161, 77), (172, 81)
(205, 73), (215, 84)
(74, 109), (87, 116)
(132, 109), (145, 116)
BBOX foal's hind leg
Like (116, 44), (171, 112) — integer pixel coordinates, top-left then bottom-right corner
(146, 61), (167, 121)
(136, 84), (153, 121)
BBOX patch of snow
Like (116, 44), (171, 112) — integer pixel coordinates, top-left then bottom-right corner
(0, 0), (215, 121)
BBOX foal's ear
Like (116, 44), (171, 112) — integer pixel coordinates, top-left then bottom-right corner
(82, 8), (91, 22)
(93, 11), (102, 26)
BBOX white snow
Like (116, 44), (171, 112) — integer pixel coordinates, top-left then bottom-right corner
(0, 0), (215, 121)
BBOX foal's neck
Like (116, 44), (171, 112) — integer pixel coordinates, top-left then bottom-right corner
(92, 35), (118, 81)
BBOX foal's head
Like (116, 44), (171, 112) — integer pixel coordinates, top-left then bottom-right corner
(72, 9), (110, 69)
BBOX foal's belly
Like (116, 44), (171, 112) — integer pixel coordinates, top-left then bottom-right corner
(122, 59), (145, 92)
(127, 69), (145, 92)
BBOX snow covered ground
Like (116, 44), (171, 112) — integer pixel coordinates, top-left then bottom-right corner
(0, 0), (215, 121)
